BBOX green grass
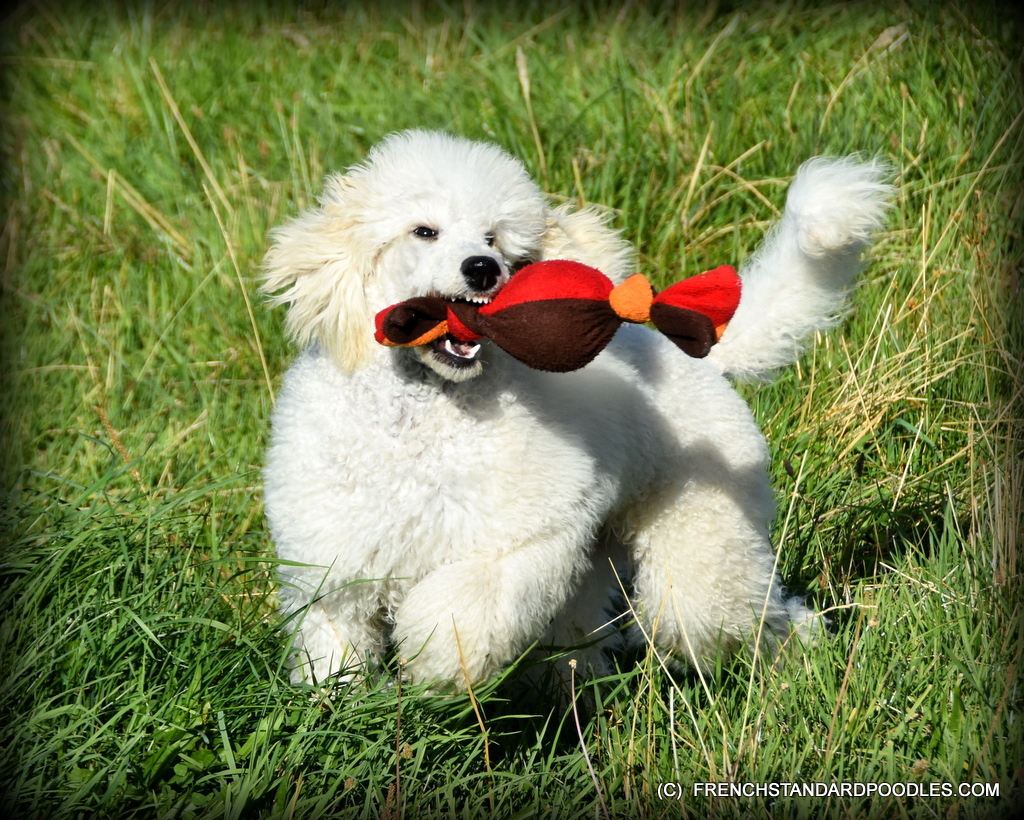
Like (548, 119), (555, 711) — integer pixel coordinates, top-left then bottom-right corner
(1, 1), (1022, 817)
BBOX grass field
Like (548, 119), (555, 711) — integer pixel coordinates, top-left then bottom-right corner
(1, 2), (1022, 818)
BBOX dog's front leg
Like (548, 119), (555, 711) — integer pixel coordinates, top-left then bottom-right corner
(285, 583), (389, 685)
(392, 534), (590, 689)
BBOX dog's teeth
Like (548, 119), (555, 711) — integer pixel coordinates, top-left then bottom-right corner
(443, 339), (480, 360)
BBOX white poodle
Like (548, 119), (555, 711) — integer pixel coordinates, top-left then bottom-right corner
(262, 129), (891, 689)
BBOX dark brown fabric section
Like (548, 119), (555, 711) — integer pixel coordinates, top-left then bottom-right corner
(380, 297), (450, 345)
(473, 299), (620, 372)
(649, 302), (716, 358)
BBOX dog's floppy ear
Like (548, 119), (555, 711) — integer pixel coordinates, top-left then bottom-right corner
(263, 173), (379, 372)
(540, 203), (634, 284)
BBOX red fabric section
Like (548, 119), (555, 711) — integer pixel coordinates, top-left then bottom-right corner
(373, 305), (395, 343)
(654, 265), (741, 329)
(480, 260), (613, 312)
(445, 305), (483, 342)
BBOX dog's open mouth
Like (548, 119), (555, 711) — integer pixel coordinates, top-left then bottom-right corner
(425, 287), (497, 369)
(410, 285), (504, 381)
(430, 333), (482, 368)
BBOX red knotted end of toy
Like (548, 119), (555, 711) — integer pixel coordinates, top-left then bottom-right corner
(655, 265), (741, 331)
(648, 265), (741, 358)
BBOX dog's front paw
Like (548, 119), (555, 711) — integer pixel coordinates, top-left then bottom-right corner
(785, 156), (894, 257)
(393, 566), (507, 689)
(396, 617), (494, 690)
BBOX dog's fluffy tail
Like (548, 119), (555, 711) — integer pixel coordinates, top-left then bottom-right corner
(709, 157), (894, 382)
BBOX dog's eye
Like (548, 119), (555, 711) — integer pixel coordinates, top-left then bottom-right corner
(485, 233), (496, 247)
(412, 226), (438, 240)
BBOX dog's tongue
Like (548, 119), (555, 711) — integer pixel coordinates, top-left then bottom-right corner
(447, 337), (479, 358)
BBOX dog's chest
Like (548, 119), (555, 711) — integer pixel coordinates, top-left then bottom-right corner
(334, 374), (619, 563)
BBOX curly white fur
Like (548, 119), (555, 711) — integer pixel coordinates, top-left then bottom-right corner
(262, 130), (892, 689)
(710, 156), (894, 381)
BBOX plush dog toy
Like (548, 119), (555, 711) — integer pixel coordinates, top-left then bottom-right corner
(374, 260), (741, 372)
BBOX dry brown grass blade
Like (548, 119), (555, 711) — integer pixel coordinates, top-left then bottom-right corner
(516, 46), (548, 189)
(94, 404), (146, 491)
(64, 132), (192, 257)
(149, 58), (233, 219)
(205, 183), (275, 403)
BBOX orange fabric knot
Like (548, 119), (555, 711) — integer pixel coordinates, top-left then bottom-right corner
(609, 274), (656, 323)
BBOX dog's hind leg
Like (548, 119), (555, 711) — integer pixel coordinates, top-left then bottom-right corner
(628, 464), (815, 671)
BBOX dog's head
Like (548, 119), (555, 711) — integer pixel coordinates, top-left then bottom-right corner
(264, 130), (633, 381)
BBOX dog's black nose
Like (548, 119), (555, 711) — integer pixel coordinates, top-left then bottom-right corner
(461, 256), (501, 292)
